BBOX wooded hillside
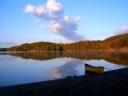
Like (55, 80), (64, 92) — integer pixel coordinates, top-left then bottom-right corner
(7, 33), (128, 51)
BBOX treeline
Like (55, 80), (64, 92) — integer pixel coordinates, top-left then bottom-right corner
(0, 48), (7, 51)
(7, 33), (128, 52)
(7, 41), (105, 51)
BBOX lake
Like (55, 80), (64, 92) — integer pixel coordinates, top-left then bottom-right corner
(0, 51), (128, 87)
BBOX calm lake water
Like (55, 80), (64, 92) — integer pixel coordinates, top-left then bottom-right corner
(0, 51), (128, 87)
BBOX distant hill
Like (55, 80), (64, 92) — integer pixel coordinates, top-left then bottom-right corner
(104, 33), (128, 42)
(6, 33), (128, 52)
(103, 33), (128, 50)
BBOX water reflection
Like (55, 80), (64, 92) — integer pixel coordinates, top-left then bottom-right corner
(0, 51), (128, 87)
(51, 59), (84, 79)
(6, 51), (128, 65)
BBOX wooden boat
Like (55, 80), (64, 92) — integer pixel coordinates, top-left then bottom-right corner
(85, 63), (104, 74)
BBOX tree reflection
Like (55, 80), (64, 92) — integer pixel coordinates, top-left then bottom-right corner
(7, 51), (128, 65)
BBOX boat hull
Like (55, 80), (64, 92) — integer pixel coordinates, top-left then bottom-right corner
(85, 64), (104, 74)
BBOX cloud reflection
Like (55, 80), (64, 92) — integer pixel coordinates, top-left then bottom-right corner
(51, 59), (84, 79)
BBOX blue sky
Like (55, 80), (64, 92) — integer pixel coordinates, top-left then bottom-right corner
(0, 0), (128, 46)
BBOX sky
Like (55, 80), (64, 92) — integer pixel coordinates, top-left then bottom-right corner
(0, 0), (128, 47)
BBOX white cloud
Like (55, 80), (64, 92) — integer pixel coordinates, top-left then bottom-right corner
(24, 0), (83, 41)
(24, 4), (34, 13)
(46, 0), (63, 12)
(50, 16), (83, 40)
(25, 4), (49, 20)
(50, 22), (61, 33)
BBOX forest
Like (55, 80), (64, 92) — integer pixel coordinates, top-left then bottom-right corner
(1, 33), (128, 52)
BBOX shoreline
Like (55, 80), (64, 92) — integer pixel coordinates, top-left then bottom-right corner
(0, 68), (128, 96)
